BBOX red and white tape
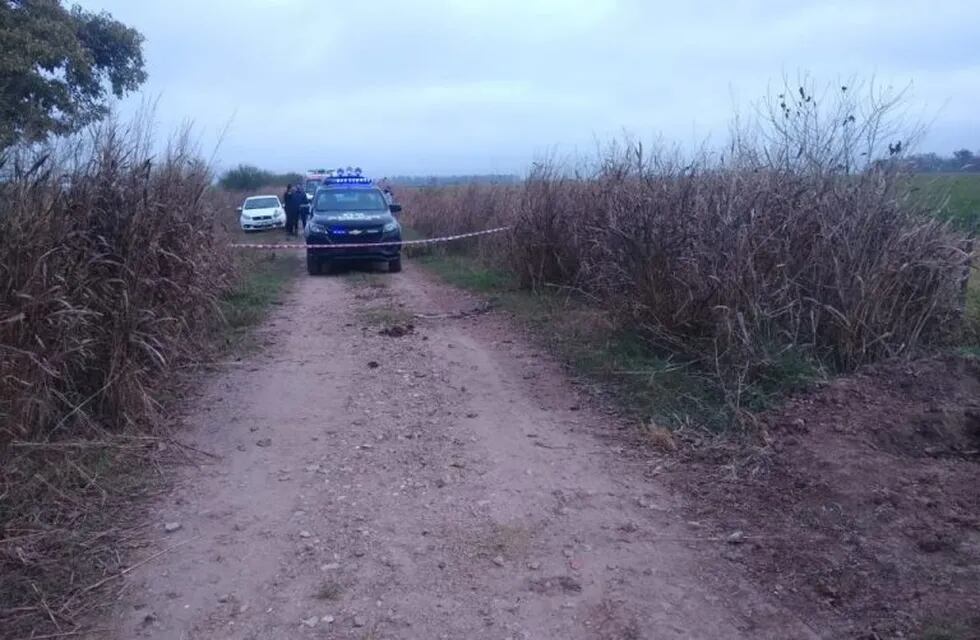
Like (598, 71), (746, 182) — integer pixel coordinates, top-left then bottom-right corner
(230, 226), (511, 250)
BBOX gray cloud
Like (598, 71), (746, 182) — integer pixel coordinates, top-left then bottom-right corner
(79, 0), (980, 175)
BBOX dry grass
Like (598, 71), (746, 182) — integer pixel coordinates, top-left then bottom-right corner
(403, 81), (975, 426)
(0, 121), (240, 637)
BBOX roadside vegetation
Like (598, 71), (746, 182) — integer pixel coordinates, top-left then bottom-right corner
(403, 82), (977, 430)
(218, 164), (303, 191)
(0, 121), (298, 637)
(402, 83), (979, 638)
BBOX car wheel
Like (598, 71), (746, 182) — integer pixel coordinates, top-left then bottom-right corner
(306, 252), (320, 275)
(388, 256), (402, 273)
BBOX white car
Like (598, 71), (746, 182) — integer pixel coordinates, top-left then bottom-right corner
(238, 195), (286, 232)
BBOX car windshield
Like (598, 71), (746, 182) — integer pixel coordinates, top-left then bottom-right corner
(244, 197), (279, 210)
(314, 188), (388, 212)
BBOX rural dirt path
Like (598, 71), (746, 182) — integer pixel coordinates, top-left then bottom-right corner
(97, 261), (819, 640)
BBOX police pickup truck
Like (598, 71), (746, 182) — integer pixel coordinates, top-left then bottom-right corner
(303, 172), (402, 275)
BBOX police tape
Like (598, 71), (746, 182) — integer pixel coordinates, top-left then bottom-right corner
(230, 226), (511, 250)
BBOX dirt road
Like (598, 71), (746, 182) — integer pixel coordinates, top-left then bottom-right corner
(99, 263), (817, 640)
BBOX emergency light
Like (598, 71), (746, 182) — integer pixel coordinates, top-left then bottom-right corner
(323, 176), (372, 185)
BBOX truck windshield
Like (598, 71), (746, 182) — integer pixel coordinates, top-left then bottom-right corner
(314, 189), (388, 212)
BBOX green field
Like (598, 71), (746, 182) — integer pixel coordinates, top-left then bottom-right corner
(907, 173), (980, 232)
(904, 174), (979, 343)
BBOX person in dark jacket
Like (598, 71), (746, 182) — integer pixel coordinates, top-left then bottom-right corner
(298, 188), (310, 230)
(283, 184), (300, 236)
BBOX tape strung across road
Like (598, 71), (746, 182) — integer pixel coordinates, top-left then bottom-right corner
(230, 226), (511, 250)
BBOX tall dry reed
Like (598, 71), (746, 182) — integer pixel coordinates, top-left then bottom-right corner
(403, 81), (974, 412)
(0, 121), (236, 635)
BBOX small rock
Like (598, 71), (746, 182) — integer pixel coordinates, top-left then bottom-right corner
(238, 604), (249, 614)
(367, 361), (380, 369)
(299, 531), (313, 539)
(301, 615), (319, 628)
(562, 549), (574, 558)
(236, 444), (246, 452)
(321, 615), (335, 624)
(255, 438), (272, 448)
(164, 522), (182, 533)
(353, 615), (367, 627)
(727, 530), (746, 544)
(492, 555), (505, 567)
(527, 561), (542, 571)
(217, 594), (229, 603)
(249, 426), (259, 432)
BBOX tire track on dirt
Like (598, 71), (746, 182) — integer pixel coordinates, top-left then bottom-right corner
(95, 262), (817, 639)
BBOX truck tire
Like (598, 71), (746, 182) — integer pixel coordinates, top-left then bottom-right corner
(388, 256), (402, 273)
(306, 252), (320, 275)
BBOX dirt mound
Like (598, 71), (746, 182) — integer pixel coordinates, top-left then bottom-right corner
(378, 323), (415, 337)
(673, 355), (980, 639)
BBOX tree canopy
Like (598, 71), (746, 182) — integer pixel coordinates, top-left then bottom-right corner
(0, 0), (146, 150)
(218, 164), (303, 191)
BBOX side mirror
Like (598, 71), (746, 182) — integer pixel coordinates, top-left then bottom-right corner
(236, 206), (243, 212)
(389, 204), (402, 214)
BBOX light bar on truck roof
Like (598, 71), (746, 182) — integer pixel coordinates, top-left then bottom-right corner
(323, 176), (372, 185)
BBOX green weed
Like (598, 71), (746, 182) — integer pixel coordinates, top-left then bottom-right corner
(416, 253), (516, 292)
(219, 253), (299, 345)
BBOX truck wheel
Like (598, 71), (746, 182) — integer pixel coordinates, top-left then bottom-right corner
(306, 252), (320, 275)
(388, 257), (402, 273)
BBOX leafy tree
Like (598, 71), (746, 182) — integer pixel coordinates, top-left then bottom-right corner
(217, 165), (302, 191)
(0, 1), (146, 150)
(952, 149), (976, 170)
(280, 171), (303, 186)
(218, 164), (271, 191)
(906, 149), (980, 173)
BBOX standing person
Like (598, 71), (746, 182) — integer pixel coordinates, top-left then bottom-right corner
(283, 184), (299, 236)
(297, 188), (310, 230)
(382, 185), (394, 206)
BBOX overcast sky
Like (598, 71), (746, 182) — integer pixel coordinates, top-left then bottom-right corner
(78, 0), (979, 176)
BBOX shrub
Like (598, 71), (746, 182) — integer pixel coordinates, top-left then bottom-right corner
(218, 163), (301, 191)
(0, 125), (234, 445)
(403, 80), (975, 420)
